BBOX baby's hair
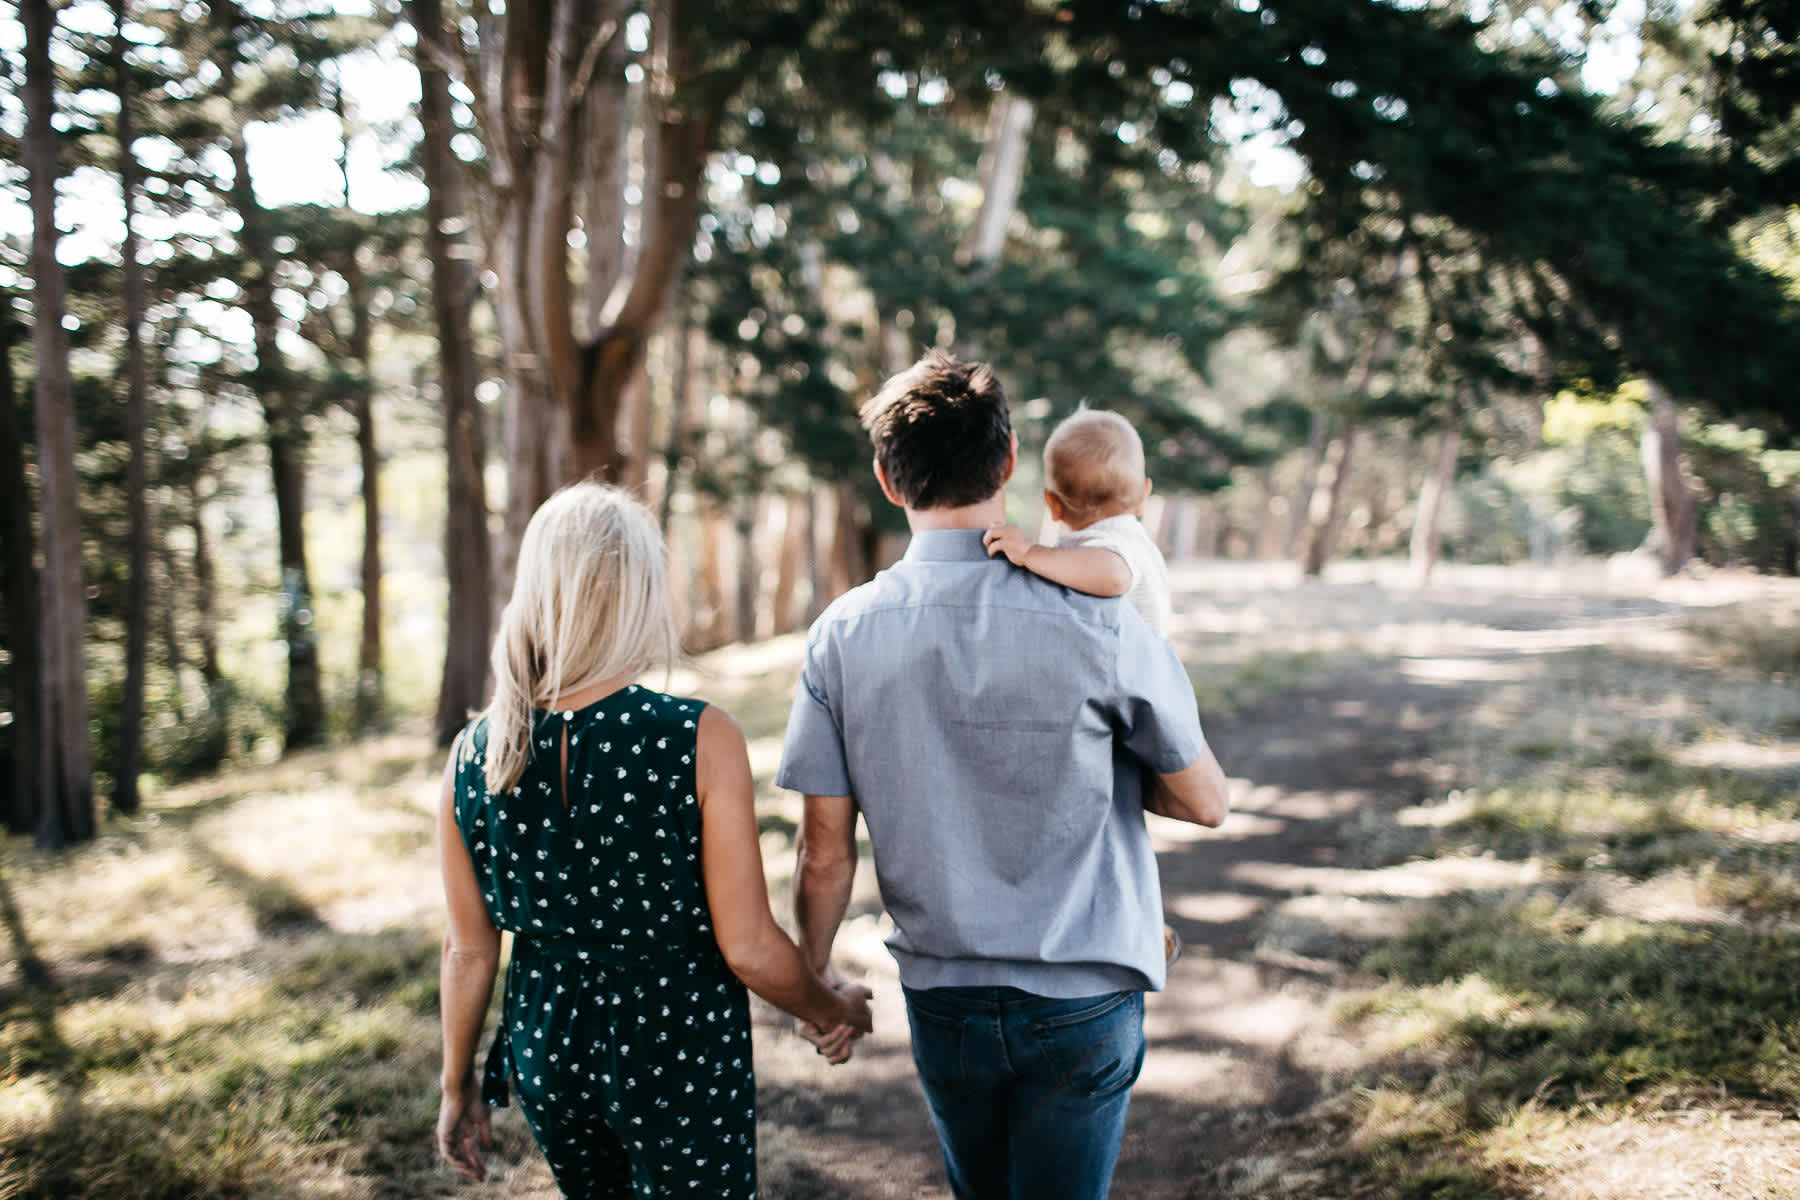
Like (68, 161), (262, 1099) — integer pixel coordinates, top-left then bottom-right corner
(1044, 409), (1146, 520)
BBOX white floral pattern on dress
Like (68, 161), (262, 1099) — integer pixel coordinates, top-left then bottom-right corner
(455, 687), (757, 1198)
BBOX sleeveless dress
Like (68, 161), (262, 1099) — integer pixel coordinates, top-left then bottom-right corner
(453, 686), (757, 1198)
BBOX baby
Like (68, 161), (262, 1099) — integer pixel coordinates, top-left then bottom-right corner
(983, 408), (1181, 964)
(983, 408), (1170, 635)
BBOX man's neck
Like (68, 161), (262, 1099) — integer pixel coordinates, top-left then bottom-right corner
(905, 495), (1008, 533)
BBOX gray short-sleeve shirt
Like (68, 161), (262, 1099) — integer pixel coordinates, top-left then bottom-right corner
(776, 528), (1207, 996)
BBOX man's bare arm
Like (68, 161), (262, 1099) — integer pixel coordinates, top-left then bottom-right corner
(794, 793), (859, 971)
(1145, 744), (1230, 827)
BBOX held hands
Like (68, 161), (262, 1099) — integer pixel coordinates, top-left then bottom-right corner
(437, 1083), (494, 1181)
(983, 522), (1037, 567)
(799, 964), (873, 1066)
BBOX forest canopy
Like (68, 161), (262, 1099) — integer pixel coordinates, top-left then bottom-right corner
(3, 0), (1798, 845)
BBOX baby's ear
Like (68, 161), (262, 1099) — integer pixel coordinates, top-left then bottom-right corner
(1042, 489), (1066, 523)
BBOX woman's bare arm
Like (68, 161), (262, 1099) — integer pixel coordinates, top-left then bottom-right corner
(436, 741), (500, 1180)
(697, 706), (872, 1051)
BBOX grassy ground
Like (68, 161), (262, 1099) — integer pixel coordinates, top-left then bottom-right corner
(3, 562), (1799, 1199)
(1220, 574), (1800, 1200)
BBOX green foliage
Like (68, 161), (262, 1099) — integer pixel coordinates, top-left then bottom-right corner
(1686, 419), (1800, 572)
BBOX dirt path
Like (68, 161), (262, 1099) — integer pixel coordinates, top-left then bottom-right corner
(748, 560), (1754, 1200)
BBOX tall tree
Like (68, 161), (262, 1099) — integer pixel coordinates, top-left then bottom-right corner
(463, 0), (763, 595)
(0, 315), (42, 836)
(112, 0), (151, 814)
(207, 0), (327, 751)
(331, 85), (385, 730)
(407, 0), (493, 745)
(23, 0), (96, 847)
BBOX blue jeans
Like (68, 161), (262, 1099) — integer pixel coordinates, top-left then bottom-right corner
(903, 985), (1145, 1200)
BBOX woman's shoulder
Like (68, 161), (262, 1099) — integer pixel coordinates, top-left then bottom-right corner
(620, 684), (709, 727)
(453, 713), (492, 767)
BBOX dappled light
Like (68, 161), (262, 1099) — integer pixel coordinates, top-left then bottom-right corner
(6, 0), (1800, 1194)
(5, 563), (1800, 1196)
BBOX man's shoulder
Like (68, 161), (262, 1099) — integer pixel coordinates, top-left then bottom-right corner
(807, 559), (1126, 637)
(809, 571), (899, 628)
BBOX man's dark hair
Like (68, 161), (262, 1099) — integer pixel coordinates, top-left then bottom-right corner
(859, 351), (1013, 510)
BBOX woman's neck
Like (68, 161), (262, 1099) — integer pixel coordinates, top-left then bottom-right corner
(544, 671), (635, 712)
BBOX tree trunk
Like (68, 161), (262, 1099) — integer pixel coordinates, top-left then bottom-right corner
(155, 494), (184, 695)
(659, 313), (699, 531)
(410, 0), (495, 745)
(619, 363), (654, 493)
(1250, 465), (1283, 560)
(695, 508), (731, 650)
(1284, 409), (1328, 560)
(337, 92), (385, 733)
(483, 0), (742, 596)
(348, 259), (385, 731)
(733, 491), (762, 645)
(1297, 324), (1392, 578)
(0, 320), (42, 836)
(213, 0), (325, 752)
(827, 482), (875, 596)
(771, 493), (808, 635)
(24, 0), (95, 847)
(1409, 426), (1462, 586)
(188, 471), (221, 685)
(112, 0), (149, 815)
(1639, 381), (1697, 576)
(805, 487), (828, 621)
(1299, 425), (1362, 578)
(959, 94), (1034, 269)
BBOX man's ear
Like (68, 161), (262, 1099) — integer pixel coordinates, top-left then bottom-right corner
(873, 458), (904, 508)
(1001, 430), (1019, 484)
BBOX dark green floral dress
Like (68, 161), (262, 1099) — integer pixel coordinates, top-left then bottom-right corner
(454, 685), (756, 1198)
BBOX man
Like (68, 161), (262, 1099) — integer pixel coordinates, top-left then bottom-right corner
(777, 351), (1231, 1200)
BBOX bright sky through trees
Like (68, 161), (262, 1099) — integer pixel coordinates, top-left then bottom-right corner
(3, 0), (1656, 272)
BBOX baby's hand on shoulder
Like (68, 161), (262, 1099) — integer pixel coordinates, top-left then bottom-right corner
(983, 522), (1037, 568)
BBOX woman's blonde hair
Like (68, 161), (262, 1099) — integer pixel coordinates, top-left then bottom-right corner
(480, 482), (680, 795)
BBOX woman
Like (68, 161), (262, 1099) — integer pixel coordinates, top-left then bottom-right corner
(436, 482), (872, 1198)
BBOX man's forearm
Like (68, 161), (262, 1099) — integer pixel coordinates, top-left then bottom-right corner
(1146, 748), (1231, 827)
(794, 841), (855, 972)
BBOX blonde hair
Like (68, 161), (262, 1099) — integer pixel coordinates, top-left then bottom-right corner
(480, 482), (680, 795)
(1044, 409), (1147, 521)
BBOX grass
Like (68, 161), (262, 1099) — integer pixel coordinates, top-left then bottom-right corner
(5, 574), (1800, 1199)
(1244, 597), (1800, 1200)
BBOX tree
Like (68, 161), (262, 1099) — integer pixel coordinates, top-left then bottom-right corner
(458, 0), (753, 595)
(329, 85), (386, 732)
(112, 0), (151, 814)
(23, 0), (96, 847)
(406, 0), (493, 745)
(0, 309), (41, 836)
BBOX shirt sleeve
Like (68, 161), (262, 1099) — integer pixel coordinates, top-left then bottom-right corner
(775, 639), (854, 796)
(1109, 606), (1206, 774)
(1059, 523), (1143, 589)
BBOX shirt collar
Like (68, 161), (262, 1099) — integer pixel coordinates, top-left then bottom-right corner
(901, 528), (993, 563)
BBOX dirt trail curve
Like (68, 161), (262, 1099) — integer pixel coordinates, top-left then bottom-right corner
(748, 560), (1749, 1200)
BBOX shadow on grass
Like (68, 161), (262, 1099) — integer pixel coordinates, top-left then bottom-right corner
(183, 834), (327, 936)
(0, 862), (85, 1118)
(0, 926), (447, 1200)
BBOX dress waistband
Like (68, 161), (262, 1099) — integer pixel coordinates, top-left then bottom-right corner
(512, 931), (716, 968)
